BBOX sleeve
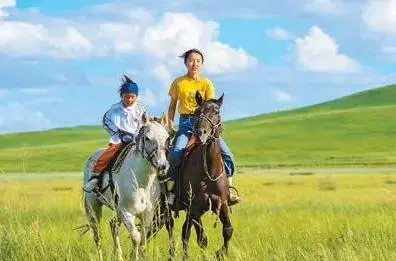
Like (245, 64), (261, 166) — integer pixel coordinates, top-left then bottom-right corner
(168, 79), (178, 100)
(205, 78), (216, 100)
(102, 106), (119, 136)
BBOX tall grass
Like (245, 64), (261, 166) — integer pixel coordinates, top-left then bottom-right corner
(1, 170), (396, 260)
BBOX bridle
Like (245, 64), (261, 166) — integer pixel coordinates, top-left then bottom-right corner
(136, 125), (165, 171)
(195, 109), (224, 181)
(197, 112), (222, 140)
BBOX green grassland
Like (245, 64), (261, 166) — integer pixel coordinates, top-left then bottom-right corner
(0, 84), (395, 173)
(1, 171), (396, 260)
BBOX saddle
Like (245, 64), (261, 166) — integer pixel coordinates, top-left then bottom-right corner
(183, 134), (198, 160)
(108, 142), (136, 174)
(92, 142), (136, 202)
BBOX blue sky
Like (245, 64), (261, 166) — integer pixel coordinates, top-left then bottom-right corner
(0, 0), (395, 133)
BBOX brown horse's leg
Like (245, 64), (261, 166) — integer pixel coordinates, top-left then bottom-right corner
(193, 216), (208, 250)
(182, 210), (196, 261)
(216, 204), (233, 260)
(165, 206), (175, 260)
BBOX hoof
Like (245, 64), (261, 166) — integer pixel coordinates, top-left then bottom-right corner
(215, 249), (226, 261)
(199, 236), (208, 249)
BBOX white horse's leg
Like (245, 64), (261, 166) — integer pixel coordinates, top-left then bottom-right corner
(139, 210), (152, 251)
(120, 209), (141, 261)
(110, 218), (124, 261)
(84, 193), (103, 261)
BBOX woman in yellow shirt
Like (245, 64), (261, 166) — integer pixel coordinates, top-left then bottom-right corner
(165, 48), (239, 206)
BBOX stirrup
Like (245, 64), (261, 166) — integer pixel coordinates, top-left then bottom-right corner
(158, 175), (171, 183)
(228, 195), (240, 206)
(228, 186), (240, 206)
(167, 193), (176, 206)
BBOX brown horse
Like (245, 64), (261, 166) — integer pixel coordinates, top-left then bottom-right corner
(173, 91), (233, 260)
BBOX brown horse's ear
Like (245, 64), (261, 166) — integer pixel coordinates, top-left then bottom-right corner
(142, 112), (149, 124)
(216, 93), (224, 107)
(195, 91), (203, 106)
(160, 112), (167, 126)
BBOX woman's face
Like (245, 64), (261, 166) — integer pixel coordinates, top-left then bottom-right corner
(122, 93), (137, 107)
(185, 52), (203, 75)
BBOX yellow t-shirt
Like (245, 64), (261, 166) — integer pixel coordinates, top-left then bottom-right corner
(168, 75), (215, 115)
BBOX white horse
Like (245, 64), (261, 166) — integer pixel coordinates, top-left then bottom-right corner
(82, 113), (174, 261)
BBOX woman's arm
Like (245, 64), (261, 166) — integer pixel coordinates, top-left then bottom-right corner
(167, 98), (177, 131)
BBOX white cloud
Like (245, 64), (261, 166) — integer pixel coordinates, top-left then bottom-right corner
(89, 0), (353, 19)
(0, 11), (256, 74)
(295, 26), (360, 72)
(98, 23), (141, 54)
(0, 102), (52, 132)
(125, 7), (155, 24)
(151, 63), (173, 103)
(142, 13), (218, 59)
(139, 89), (158, 108)
(362, 0), (396, 34)
(152, 63), (172, 89)
(141, 12), (258, 73)
(0, 22), (94, 58)
(204, 42), (257, 74)
(274, 90), (294, 102)
(266, 27), (293, 40)
(304, 0), (340, 14)
(0, 0), (15, 17)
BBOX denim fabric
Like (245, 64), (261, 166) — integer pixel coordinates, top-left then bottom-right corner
(169, 115), (235, 176)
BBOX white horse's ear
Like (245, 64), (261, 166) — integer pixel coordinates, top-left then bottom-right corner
(160, 113), (167, 126)
(142, 112), (149, 124)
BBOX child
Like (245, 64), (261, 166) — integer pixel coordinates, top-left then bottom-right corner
(84, 75), (145, 191)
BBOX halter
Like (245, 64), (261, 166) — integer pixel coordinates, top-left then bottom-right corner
(198, 113), (222, 140)
(136, 125), (161, 170)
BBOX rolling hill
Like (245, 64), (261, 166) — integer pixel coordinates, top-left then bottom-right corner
(1, 84), (395, 173)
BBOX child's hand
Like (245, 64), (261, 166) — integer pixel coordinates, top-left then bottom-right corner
(118, 130), (134, 143)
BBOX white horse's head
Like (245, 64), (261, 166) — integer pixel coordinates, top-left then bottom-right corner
(135, 112), (170, 176)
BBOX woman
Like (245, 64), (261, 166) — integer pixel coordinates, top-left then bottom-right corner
(164, 48), (239, 206)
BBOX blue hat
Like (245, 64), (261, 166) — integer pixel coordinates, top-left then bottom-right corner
(120, 75), (139, 95)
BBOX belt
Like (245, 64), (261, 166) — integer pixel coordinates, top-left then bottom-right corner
(180, 114), (196, 117)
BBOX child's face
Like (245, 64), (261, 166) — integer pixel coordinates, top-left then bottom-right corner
(122, 93), (137, 107)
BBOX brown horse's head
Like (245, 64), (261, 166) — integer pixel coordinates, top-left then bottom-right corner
(194, 91), (224, 144)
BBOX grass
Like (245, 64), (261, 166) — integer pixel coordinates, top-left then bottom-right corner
(1, 170), (396, 260)
(1, 84), (396, 173)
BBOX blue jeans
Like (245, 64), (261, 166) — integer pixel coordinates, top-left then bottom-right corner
(169, 115), (235, 177)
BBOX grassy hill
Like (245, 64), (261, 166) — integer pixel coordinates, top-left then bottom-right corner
(1, 84), (395, 173)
